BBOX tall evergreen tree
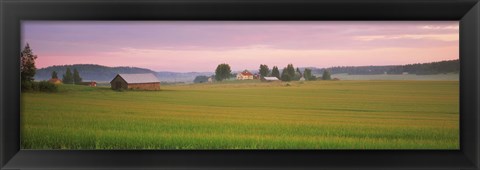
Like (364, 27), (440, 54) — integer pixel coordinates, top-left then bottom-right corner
(259, 64), (270, 77)
(73, 68), (82, 84)
(63, 68), (73, 84)
(285, 64), (296, 80)
(296, 68), (302, 76)
(215, 63), (232, 81)
(280, 67), (291, 81)
(322, 69), (332, 80)
(294, 67), (302, 80)
(271, 66), (280, 78)
(304, 68), (315, 81)
(51, 71), (58, 79)
(20, 43), (38, 83)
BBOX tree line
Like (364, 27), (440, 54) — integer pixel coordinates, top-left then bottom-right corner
(213, 63), (332, 82)
(323, 59), (459, 75)
(53, 68), (83, 84)
(35, 64), (156, 81)
(387, 59), (459, 75)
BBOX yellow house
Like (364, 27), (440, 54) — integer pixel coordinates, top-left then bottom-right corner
(236, 70), (254, 80)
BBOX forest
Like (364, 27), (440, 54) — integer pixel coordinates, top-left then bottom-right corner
(319, 59), (459, 75)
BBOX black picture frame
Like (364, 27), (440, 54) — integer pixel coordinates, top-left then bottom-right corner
(1, 0), (479, 169)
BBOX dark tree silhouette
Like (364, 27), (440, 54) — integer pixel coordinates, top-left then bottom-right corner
(271, 66), (280, 78)
(322, 69), (332, 80)
(215, 63), (232, 81)
(259, 64), (270, 77)
(21, 43), (38, 83)
(63, 68), (74, 84)
(51, 71), (58, 79)
(73, 68), (83, 84)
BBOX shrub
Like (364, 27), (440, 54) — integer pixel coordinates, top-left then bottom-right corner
(21, 81), (33, 91)
(36, 81), (58, 92)
(22, 81), (58, 92)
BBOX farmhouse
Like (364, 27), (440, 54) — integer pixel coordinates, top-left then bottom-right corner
(110, 73), (160, 90)
(261, 77), (280, 82)
(236, 70), (254, 80)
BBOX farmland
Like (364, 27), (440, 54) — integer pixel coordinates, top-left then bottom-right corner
(21, 80), (459, 149)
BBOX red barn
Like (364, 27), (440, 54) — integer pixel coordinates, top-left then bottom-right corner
(88, 81), (97, 87)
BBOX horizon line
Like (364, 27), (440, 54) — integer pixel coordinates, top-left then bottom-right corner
(37, 59), (459, 73)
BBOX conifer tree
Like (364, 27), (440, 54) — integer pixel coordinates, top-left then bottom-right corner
(284, 64), (296, 80)
(20, 43), (38, 83)
(271, 66), (280, 79)
(322, 69), (332, 80)
(259, 64), (270, 77)
(281, 67), (291, 81)
(63, 68), (73, 84)
(73, 68), (82, 84)
(304, 68), (315, 81)
(51, 71), (58, 79)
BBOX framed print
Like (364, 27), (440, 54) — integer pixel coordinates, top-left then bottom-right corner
(1, 0), (479, 169)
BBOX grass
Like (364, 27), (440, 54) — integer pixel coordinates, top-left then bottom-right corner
(21, 80), (459, 149)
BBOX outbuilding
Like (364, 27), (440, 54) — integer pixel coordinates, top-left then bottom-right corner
(261, 77), (280, 82)
(110, 73), (160, 90)
(48, 78), (62, 85)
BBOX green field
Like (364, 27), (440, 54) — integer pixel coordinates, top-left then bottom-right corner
(21, 80), (459, 149)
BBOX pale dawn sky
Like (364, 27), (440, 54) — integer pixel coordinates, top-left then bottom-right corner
(22, 21), (459, 72)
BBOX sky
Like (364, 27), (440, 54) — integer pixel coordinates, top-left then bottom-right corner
(22, 21), (459, 72)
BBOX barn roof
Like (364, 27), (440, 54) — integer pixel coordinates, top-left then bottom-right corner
(116, 73), (160, 84)
(239, 70), (253, 76)
(263, 77), (279, 81)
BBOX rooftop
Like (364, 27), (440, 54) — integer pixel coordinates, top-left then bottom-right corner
(263, 77), (279, 81)
(240, 70), (253, 76)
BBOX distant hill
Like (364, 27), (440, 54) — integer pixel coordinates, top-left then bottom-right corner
(35, 64), (156, 82)
(314, 59), (459, 75)
(34, 64), (214, 82)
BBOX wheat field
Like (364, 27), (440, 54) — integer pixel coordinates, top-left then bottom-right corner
(21, 80), (459, 149)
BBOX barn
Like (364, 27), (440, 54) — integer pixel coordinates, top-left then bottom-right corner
(261, 77), (280, 82)
(48, 78), (62, 85)
(110, 73), (160, 90)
